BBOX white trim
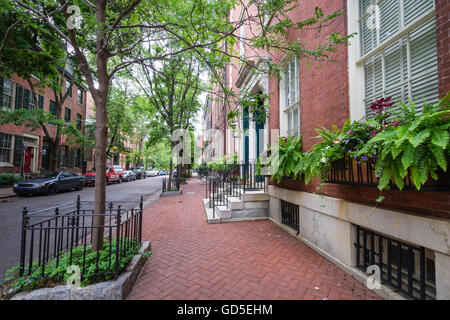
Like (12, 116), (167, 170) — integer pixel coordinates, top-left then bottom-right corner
(348, 0), (365, 121)
(357, 9), (435, 65)
(348, 1), (438, 121)
(279, 56), (300, 136)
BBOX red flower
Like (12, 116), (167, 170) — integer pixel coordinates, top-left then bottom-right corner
(370, 96), (395, 115)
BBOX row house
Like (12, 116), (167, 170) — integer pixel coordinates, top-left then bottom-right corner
(0, 70), (88, 175)
(205, 0), (450, 299)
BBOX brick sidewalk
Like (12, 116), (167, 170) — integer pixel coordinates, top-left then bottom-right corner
(0, 187), (15, 199)
(127, 178), (381, 300)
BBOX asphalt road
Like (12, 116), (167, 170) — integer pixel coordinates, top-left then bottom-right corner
(0, 175), (163, 283)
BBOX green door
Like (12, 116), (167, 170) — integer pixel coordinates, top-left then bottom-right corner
(243, 106), (249, 165)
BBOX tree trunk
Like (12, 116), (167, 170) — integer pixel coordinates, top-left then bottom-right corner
(48, 140), (59, 171)
(90, 1), (109, 252)
(169, 140), (175, 189)
(91, 90), (108, 251)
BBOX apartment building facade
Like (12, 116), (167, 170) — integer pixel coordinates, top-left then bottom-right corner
(206, 0), (450, 299)
(0, 71), (88, 175)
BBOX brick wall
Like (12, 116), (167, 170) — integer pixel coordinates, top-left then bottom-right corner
(436, 0), (450, 98)
(265, 0), (349, 150)
(0, 73), (87, 173)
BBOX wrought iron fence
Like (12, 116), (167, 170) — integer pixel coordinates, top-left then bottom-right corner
(355, 226), (436, 300)
(19, 196), (143, 281)
(162, 176), (181, 192)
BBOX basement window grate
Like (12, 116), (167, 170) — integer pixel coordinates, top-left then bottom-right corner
(355, 226), (436, 300)
(280, 200), (299, 232)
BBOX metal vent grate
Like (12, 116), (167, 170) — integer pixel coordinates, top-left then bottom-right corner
(280, 200), (299, 232)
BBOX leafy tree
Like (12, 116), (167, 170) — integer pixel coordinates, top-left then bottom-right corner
(131, 46), (204, 182)
(0, 4), (84, 171)
(8, 0), (351, 250)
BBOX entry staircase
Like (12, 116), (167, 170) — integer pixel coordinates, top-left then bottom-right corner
(204, 163), (269, 223)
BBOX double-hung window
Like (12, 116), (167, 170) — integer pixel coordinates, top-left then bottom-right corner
(359, 0), (438, 117)
(76, 113), (82, 130)
(0, 132), (13, 164)
(281, 57), (300, 137)
(66, 80), (72, 98)
(49, 100), (57, 117)
(78, 88), (83, 104)
(0, 79), (14, 109)
(64, 107), (71, 123)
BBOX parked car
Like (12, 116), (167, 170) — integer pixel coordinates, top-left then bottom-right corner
(140, 167), (147, 178)
(112, 165), (125, 182)
(132, 167), (146, 179)
(83, 166), (122, 186)
(122, 170), (136, 182)
(13, 171), (85, 196)
(146, 168), (158, 177)
(158, 169), (166, 175)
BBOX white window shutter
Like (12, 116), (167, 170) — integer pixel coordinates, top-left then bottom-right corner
(404, 0), (434, 27)
(409, 18), (439, 110)
(293, 105), (300, 137)
(379, 0), (400, 43)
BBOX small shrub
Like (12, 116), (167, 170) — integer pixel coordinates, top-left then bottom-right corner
(2, 238), (142, 294)
(0, 173), (21, 186)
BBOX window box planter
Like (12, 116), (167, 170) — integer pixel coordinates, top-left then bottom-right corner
(327, 157), (450, 191)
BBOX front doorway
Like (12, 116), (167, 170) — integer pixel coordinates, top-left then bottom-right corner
(243, 107), (249, 165)
(24, 147), (32, 174)
(22, 134), (39, 174)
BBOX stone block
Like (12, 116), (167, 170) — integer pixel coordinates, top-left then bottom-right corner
(24, 288), (50, 300)
(92, 282), (113, 300)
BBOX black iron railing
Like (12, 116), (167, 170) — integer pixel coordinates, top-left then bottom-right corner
(19, 196), (143, 281)
(162, 176), (181, 192)
(328, 156), (450, 191)
(205, 163), (266, 218)
(355, 226), (436, 300)
(281, 200), (299, 232)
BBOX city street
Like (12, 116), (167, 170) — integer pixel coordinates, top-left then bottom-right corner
(0, 176), (163, 283)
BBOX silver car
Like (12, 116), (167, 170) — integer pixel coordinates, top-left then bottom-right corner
(146, 169), (158, 177)
(122, 170), (136, 182)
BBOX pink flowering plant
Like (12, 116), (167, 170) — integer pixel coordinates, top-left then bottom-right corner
(266, 95), (450, 192)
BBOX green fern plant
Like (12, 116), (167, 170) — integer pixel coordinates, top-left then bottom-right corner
(358, 97), (450, 190)
(267, 135), (304, 183)
(302, 120), (352, 184)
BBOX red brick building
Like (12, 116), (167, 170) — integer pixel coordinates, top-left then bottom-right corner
(0, 70), (88, 175)
(205, 0), (450, 299)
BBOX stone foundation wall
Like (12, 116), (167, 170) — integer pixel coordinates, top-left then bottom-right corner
(268, 185), (450, 300)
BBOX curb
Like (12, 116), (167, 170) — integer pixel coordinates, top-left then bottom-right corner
(0, 193), (17, 200)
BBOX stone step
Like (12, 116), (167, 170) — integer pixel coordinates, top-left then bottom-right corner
(226, 196), (244, 210)
(243, 201), (269, 210)
(216, 205), (232, 219)
(241, 191), (269, 202)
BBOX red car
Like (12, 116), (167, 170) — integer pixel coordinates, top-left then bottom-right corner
(83, 165), (124, 186)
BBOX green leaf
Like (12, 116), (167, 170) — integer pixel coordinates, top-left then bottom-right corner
(431, 128), (449, 149)
(378, 166), (392, 191)
(431, 146), (447, 171)
(399, 142), (414, 170)
(409, 129), (431, 148)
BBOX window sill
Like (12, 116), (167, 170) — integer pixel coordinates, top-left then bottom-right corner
(0, 162), (14, 168)
(283, 101), (300, 112)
